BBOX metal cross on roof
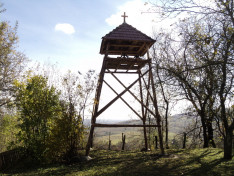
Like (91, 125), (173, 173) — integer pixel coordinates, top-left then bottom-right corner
(121, 12), (128, 23)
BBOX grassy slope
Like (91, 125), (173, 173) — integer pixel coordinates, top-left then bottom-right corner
(1, 148), (233, 176)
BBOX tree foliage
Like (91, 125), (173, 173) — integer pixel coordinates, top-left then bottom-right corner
(150, 0), (233, 159)
(150, 0), (234, 25)
(13, 71), (91, 162)
(0, 4), (27, 154)
(47, 70), (89, 162)
(48, 101), (84, 162)
(0, 16), (27, 108)
(0, 113), (20, 152)
(14, 75), (61, 161)
(61, 70), (97, 122)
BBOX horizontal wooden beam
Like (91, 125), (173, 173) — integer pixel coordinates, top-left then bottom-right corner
(106, 66), (142, 70)
(107, 50), (138, 54)
(105, 71), (138, 74)
(110, 44), (141, 47)
(93, 123), (160, 128)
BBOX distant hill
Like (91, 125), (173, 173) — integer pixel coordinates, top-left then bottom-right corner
(84, 113), (197, 136)
(83, 119), (125, 127)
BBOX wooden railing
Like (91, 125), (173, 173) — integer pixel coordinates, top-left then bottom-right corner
(0, 148), (24, 170)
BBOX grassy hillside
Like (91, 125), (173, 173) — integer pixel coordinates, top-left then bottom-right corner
(1, 148), (233, 176)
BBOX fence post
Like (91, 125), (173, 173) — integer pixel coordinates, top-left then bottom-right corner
(122, 133), (126, 150)
(155, 136), (158, 149)
(183, 132), (187, 149)
(108, 132), (111, 150)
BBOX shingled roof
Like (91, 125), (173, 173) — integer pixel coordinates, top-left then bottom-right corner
(100, 22), (155, 56)
(103, 22), (155, 42)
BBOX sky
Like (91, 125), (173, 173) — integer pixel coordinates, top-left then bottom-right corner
(1, 0), (169, 73)
(0, 0), (183, 121)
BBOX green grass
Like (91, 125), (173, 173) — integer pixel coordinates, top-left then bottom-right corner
(1, 148), (233, 176)
(95, 130), (142, 145)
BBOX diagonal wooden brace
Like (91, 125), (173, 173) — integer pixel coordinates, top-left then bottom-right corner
(103, 79), (143, 120)
(95, 69), (149, 118)
(109, 68), (157, 117)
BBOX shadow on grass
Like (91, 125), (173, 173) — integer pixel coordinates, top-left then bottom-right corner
(1, 149), (233, 176)
(169, 149), (229, 176)
(84, 151), (164, 176)
(186, 157), (224, 176)
(1, 150), (162, 176)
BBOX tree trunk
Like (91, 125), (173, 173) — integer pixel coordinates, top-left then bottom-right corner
(156, 115), (164, 154)
(200, 111), (209, 148)
(207, 120), (216, 148)
(156, 64), (169, 149)
(165, 101), (169, 149)
(148, 116), (151, 149)
(90, 137), (93, 148)
(139, 71), (148, 150)
(219, 32), (233, 160)
(224, 127), (233, 160)
(149, 62), (164, 155)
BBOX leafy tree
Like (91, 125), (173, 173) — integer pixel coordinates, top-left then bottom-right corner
(0, 6), (27, 108)
(78, 70), (97, 123)
(14, 75), (61, 161)
(0, 4), (27, 154)
(48, 101), (84, 162)
(0, 112), (20, 152)
(149, 0), (233, 159)
(149, 0), (234, 26)
(46, 70), (93, 162)
(151, 43), (176, 149)
(217, 22), (233, 160)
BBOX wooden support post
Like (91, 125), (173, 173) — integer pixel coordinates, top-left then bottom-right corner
(143, 121), (148, 150)
(86, 40), (160, 156)
(86, 48), (109, 156)
(140, 71), (154, 103)
(148, 116), (151, 149)
(138, 70), (148, 150)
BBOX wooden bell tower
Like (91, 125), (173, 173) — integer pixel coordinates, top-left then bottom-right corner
(86, 13), (164, 156)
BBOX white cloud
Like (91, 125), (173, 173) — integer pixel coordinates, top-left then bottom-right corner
(54, 23), (75, 34)
(105, 0), (157, 36)
(105, 0), (180, 36)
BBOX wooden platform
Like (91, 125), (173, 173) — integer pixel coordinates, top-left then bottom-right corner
(105, 57), (149, 72)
